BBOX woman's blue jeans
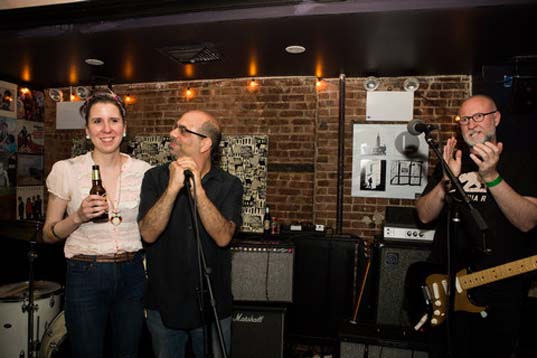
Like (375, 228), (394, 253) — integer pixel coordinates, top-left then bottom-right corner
(64, 252), (145, 358)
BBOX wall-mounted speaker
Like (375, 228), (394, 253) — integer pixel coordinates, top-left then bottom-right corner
(375, 241), (431, 326)
(231, 305), (285, 358)
(231, 242), (294, 302)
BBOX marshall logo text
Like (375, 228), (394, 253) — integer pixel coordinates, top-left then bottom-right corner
(233, 312), (265, 323)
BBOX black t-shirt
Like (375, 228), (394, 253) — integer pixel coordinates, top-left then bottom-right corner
(423, 144), (537, 303)
(139, 164), (243, 329)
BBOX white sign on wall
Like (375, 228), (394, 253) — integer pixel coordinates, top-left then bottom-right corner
(56, 101), (85, 129)
(365, 91), (414, 122)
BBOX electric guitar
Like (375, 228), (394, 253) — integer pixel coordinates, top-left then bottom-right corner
(405, 255), (537, 331)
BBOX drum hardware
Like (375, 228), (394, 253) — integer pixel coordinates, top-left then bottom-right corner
(0, 220), (45, 358)
(0, 281), (63, 358)
(40, 311), (67, 358)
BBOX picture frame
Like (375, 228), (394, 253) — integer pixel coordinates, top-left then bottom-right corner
(0, 80), (17, 118)
(351, 124), (429, 199)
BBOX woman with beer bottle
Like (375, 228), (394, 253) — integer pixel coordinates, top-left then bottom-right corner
(42, 91), (151, 358)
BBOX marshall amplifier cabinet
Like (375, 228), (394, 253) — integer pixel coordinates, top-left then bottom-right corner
(383, 206), (435, 243)
(230, 240), (294, 302)
(232, 305), (286, 358)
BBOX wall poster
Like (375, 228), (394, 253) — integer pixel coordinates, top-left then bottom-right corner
(0, 80), (17, 118)
(351, 124), (428, 199)
(16, 185), (44, 221)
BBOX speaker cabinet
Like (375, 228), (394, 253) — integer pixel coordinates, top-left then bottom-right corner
(339, 322), (428, 358)
(231, 242), (294, 302)
(231, 305), (285, 358)
(287, 234), (369, 339)
(376, 241), (431, 326)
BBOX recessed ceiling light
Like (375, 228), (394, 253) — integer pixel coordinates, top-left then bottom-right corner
(85, 58), (104, 66)
(285, 45), (306, 54)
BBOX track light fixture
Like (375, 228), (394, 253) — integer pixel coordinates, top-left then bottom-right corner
(48, 88), (63, 102)
(363, 76), (380, 92)
(76, 86), (90, 99)
(403, 77), (420, 92)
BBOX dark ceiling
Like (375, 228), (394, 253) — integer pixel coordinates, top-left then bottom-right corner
(1, 0), (537, 88)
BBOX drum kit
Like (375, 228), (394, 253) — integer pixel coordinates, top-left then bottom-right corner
(0, 220), (67, 358)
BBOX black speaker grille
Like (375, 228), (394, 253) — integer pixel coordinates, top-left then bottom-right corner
(376, 242), (431, 326)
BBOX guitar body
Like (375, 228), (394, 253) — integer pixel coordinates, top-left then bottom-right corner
(406, 254), (537, 331)
(425, 270), (486, 327)
(405, 263), (486, 331)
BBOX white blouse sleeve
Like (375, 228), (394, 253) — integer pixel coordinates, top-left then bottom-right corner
(46, 160), (72, 201)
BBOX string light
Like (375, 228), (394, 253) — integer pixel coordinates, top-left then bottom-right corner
(70, 87), (76, 101)
(124, 93), (135, 104)
(185, 87), (193, 99)
(249, 78), (257, 88)
(316, 78), (323, 89)
(20, 87), (31, 95)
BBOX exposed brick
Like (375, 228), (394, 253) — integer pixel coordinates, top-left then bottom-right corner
(42, 75), (471, 242)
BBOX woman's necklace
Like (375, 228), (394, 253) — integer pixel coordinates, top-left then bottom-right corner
(109, 163), (122, 226)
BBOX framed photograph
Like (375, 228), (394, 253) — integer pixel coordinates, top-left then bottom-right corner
(0, 81), (17, 118)
(0, 117), (17, 153)
(352, 124), (429, 199)
(16, 120), (44, 154)
(16, 185), (44, 221)
(16, 154), (43, 186)
(18, 89), (45, 122)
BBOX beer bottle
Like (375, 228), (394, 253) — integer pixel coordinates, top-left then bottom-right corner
(90, 165), (108, 223)
(263, 206), (272, 238)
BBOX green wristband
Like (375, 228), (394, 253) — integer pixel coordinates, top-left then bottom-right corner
(485, 175), (502, 188)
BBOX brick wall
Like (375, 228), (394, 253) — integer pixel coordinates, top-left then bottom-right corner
(43, 75), (471, 241)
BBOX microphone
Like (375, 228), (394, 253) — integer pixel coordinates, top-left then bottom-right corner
(184, 169), (193, 178)
(407, 119), (438, 136)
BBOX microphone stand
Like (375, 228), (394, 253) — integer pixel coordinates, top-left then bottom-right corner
(184, 175), (228, 358)
(424, 131), (489, 358)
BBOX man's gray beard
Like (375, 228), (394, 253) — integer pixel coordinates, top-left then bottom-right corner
(467, 133), (496, 148)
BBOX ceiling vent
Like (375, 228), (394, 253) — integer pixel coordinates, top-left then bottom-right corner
(158, 43), (222, 64)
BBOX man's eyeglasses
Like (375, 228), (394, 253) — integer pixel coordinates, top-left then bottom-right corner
(457, 110), (497, 125)
(174, 124), (207, 138)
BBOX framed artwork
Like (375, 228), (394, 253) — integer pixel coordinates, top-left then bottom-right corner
(16, 185), (44, 221)
(219, 135), (268, 233)
(0, 81), (17, 118)
(352, 124), (429, 199)
(0, 117), (17, 153)
(18, 89), (45, 122)
(16, 120), (44, 154)
(0, 152), (16, 190)
(16, 154), (43, 186)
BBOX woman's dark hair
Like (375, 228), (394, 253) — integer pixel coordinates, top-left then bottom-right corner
(79, 91), (126, 124)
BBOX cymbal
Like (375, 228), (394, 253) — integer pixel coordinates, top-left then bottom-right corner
(0, 220), (43, 242)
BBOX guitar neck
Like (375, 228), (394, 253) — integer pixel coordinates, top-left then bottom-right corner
(460, 255), (537, 290)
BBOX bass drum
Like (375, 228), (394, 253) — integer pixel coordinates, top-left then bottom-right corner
(40, 310), (70, 358)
